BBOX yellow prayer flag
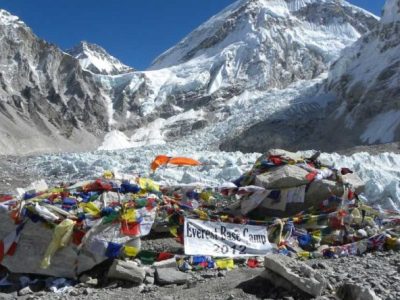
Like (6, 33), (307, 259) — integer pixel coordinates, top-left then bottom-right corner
(215, 258), (234, 270)
(124, 246), (139, 257)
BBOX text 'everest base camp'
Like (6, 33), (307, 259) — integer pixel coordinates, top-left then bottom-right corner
(0, 0), (399, 299)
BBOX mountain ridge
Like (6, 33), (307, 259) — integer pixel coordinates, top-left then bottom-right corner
(0, 1), (389, 155)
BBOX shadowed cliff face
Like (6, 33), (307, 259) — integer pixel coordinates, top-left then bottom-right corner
(0, 9), (111, 154)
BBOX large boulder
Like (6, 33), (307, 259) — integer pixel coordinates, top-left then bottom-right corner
(264, 254), (327, 297)
(342, 173), (365, 193)
(0, 213), (89, 278)
(0, 211), (141, 278)
(255, 165), (309, 189)
(107, 260), (145, 284)
(305, 173), (365, 207)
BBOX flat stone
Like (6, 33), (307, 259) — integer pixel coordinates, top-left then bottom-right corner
(264, 254), (326, 297)
(337, 283), (381, 300)
(267, 149), (304, 161)
(255, 165), (309, 190)
(155, 267), (189, 286)
(153, 257), (177, 269)
(107, 260), (145, 284)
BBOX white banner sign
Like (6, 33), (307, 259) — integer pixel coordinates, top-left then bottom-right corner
(184, 218), (272, 257)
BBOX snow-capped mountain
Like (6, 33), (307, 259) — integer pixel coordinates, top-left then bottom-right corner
(222, 0), (400, 154)
(0, 0), (382, 155)
(326, 0), (400, 145)
(67, 41), (134, 75)
(98, 0), (378, 150)
(0, 9), (112, 155)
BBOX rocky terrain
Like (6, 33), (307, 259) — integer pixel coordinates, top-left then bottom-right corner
(1, 235), (399, 300)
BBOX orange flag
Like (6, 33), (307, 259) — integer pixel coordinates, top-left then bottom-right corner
(150, 155), (201, 171)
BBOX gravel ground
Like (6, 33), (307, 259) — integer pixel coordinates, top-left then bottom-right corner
(1, 249), (399, 300)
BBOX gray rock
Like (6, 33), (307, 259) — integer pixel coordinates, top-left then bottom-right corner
(153, 257), (177, 269)
(342, 173), (365, 193)
(260, 269), (299, 292)
(79, 274), (98, 286)
(83, 288), (92, 295)
(155, 267), (189, 286)
(200, 270), (218, 278)
(218, 270), (227, 277)
(0, 210), (140, 278)
(304, 174), (364, 210)
(264, 254), (327, 297)
(0, 293), (13, 300)
(107, 260), (145, 284)
(144, 276), (155, 285)
(69, 289), (80, 296)
(337, 283), (381, 300)
(17, 286), (33, 297)
(143, 267), (155, 277)
(255, 165), (309, 189)
(267, 149), (304, 161)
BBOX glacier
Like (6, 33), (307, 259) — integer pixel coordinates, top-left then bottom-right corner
(15, 145), (400, 212)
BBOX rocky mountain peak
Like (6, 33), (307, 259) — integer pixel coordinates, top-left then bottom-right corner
(67, 41), (134, 75)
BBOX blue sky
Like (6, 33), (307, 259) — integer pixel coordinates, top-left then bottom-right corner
(0, 0), (385, 70)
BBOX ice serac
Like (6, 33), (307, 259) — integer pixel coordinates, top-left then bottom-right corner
(327, 0), (400, 145)
(67, 41), (134, 75)
(0, 9), (114, 155)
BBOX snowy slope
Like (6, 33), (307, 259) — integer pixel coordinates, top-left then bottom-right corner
(150, 0), (377, 70)
(96, 0), (377, 150)
(0, 9), (25, 27)
(67, 41), (134, 75)
(327, 0), (400, 145)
